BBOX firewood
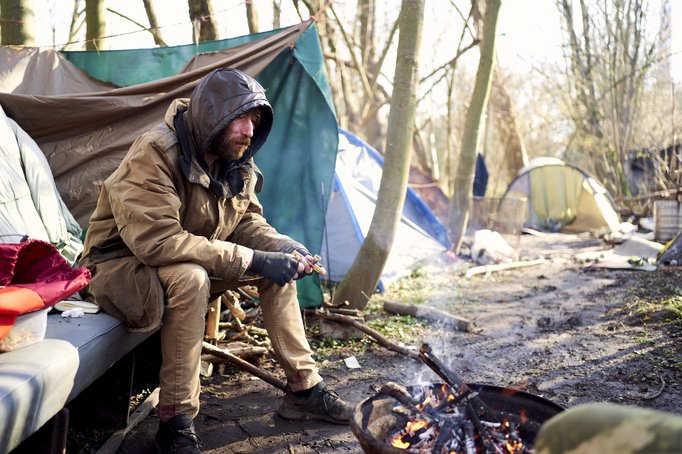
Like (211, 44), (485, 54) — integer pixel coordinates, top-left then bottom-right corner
(306, 309), (419, 359)
(201, 341), (286, 391)
(417, 343), (496, 421)
(383, 301), (473, 332)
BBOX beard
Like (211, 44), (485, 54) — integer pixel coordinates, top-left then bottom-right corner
(214, 135), (251, 161)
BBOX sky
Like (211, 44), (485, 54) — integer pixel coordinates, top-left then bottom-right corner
(30, 0), (682, 81)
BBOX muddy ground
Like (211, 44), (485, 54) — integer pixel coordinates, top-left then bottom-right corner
(109, 232), (681, 453)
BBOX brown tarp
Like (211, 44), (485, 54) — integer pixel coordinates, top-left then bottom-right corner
(0, 21), (309, 227)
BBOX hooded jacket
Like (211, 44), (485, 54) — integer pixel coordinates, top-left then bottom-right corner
(80, 68), (301, 331)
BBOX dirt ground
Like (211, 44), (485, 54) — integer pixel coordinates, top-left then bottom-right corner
(113, 232), (682, 454)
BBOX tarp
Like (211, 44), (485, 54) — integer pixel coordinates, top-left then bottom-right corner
(0, 104), (83, 264)
(0, 20), (336, 307)
(502, 157), (621, 234)
(320, 129), (451, 290)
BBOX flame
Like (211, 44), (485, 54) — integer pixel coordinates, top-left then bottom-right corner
(407, 419), (428, 432)
(417, 396), (432, 410)
(390, 419), (429, 449)
(391, 437), (410, 449)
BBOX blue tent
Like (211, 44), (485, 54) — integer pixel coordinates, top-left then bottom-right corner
(320, 129), (452, 291)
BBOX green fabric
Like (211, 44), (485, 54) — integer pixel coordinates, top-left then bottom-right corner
(529, 166), (583, 231)
(60, 24), (336, 307)
(535, 402), (682, 454)
(62, 29), (283, 87)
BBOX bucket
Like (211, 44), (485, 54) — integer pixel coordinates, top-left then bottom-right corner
(653, 200), (682, 242)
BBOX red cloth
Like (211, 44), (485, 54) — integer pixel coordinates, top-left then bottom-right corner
(0, 239), (91, 339)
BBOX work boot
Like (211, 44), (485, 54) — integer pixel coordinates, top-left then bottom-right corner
(155, 414), (202, 454)
(277, 381), (354, 424)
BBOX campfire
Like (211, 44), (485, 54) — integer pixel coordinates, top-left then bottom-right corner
(351, 344), (564, 454)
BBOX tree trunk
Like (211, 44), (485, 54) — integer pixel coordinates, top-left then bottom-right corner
(333, 0), (424, 310)
(85, 0), (105, 51)
(245, 0), (259, 33)
(490, 67), (528, 182)
(142, 0), (167, 46)
(64, 0), (85, 50)
(1, 0), (35, 45)
(448, 0), (501, 253)
(188, 0), (217, 42)
(272, 0), (281, 29)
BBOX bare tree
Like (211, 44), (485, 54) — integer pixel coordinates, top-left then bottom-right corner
(1, 0), (35, 45)
(448, 0), (501, 252)
(245, 0), (259, 33)
(188, 0), (217, 42)
(333, 0), (425, 310)
(85, 0), (104, 50)
(556, 0), (658, 203)
(143, 0), (168, 46)
(62, 0), (85, 50)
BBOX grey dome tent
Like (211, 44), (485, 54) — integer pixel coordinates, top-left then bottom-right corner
(501, 157), (621, 233)
(319, 129), (452, 291)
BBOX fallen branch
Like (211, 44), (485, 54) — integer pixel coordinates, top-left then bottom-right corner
(383, 301), (473, 332)
(203, 344), (268, 359)
(465, 258), (546, 278)
(201, 341), (286, 391)
(306, 309), (419, 359)
(642, 377), (666, 400)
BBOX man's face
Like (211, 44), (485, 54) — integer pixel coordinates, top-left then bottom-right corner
(213, 109), (262, 161)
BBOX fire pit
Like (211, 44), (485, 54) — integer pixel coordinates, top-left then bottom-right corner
(351, 344), (564, 453)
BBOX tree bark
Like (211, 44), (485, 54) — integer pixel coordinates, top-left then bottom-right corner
(245, 0), (259, 33)
(333, 0), (424, 310)
(1, 0), (35, 45)
(188, 0), (217, 43)
(490, 67), (529, 181)
(448, 0), (501, 253)
(142, 0), (167, 46)
(85, 0), (105, 51)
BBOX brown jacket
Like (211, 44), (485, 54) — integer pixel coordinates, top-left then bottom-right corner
(80, 69), (300, 331)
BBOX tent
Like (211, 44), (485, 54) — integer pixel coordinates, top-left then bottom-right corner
(319, 129), (451, 290)
(0, 20), (335, 307)
(501, 157), (621, 234)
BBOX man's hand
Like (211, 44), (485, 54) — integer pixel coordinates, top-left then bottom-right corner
(249, 251), (304, 286)
(282, 245), (326, 278)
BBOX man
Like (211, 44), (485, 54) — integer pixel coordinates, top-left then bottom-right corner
(79, 68), (353, 453)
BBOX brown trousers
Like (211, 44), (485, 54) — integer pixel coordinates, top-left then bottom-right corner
(156, 262), (322, 420)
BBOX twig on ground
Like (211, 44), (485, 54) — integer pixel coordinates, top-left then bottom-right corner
(642, 376), (666, 400)
(306, 309), (419, 359)
(201, 341), (286, 391)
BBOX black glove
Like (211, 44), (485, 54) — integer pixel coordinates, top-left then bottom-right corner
(282, 244), (314, 279)
(249, 250), (300, 286)
(282, 244), (311, 257)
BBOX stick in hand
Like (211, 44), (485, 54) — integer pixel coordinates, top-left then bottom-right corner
(290, 250), (327, 276)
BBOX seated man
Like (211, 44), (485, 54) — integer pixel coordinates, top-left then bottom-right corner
(79, 68), (353, 454)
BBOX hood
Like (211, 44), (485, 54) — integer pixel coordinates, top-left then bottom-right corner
(185, 68), (274, 162)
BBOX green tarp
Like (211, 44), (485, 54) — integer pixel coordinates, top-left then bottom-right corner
(0, 21), (337, 307)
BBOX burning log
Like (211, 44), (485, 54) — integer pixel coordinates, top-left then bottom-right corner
(417, 343), (493, 420)
(352, 344), (558, 453)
